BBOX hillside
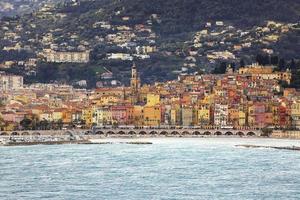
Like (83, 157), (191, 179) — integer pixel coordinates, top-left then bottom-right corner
(0, 0), (300, 87)
(0, 0), (63, 17)
(118, 0), (300, 34)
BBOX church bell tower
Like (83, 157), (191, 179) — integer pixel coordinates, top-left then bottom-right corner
(130, 62), (141, 104)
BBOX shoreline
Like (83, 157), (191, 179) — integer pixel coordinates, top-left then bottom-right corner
(1, 135), (299, 147)
(236, 144), (300, 151)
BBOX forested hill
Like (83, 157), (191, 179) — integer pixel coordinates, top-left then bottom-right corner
(48, 0), (300, 35)
(1, 0), (300, 87)
(0, 0), (62, 17)
(114, 0), (300, 35)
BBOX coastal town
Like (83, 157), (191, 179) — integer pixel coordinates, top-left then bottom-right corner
(0, 1), (300, 140)
(1, 62), (300, 138)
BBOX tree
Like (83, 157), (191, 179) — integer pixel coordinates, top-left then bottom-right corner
(213, 62), (227, 74)
(290, 59), (296, 72)
(270, 56), (279, 65)
(57, 119), (63, 130)
(261, 127), (273, 137)
(0, 117), (5, 131)
(278, 58), (286, 71)
(20, 117), (32, 130)
(240, 59), (245, 68)
(39, 119), (49, 130)
(256, 54), (269, 65)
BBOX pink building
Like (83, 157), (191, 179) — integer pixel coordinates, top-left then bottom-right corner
(1, 111), (25, 123)
(111, 105), (130, 125)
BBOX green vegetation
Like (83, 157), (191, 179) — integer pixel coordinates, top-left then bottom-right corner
(28, 62), (105, 87)
(261, 127), (273, 137)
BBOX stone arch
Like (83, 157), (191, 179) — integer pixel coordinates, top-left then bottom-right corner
(214, 131), (222, 135)
(247, 132), (256, 136)
(64, 131), (73, 136)
(139, 131), (147, 135)
(32, 132), (40, 136)
(193, 131), (201, 135)
(85, 130), (93, 135)
(149, 131), (158, 135)
(0, 132), (8, 136)
(107, 131), (115, 135)
(118, 131), (126, 135)
(22, 132), (30, 136)
(128, 131), (136, 135)
(160, 131), (168, 135)
(182, 131), (190, 135)
(11, 132), (19, 136)
(225, 131), (233, 136)
(204, 131), (212, 135)
(171, 131), (179, 135)
(95, 131), (104, 135)
(236, 131), (245, 136)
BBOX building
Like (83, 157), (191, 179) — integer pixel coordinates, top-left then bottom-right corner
(198, 104), (211, 125)
(248, 103), (267, 128)
(130, 62), (141, 104)
(0, 74), (23, 91)
(291, 102), (300, 129)
(82, 108), (94, 127)
(143, 105), (161, 126)
(111, 105), (133, 125)
(146, 93), (160, 106)
(44, 49), (90, 63)
(133, 105), (144, 126)
(214, 104), (228, 127)
(182, 107), (194, 126)
(238, 63), (292, 84)
(93, 106), (112, 126)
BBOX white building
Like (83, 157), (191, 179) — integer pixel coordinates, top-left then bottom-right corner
(0, 74), (23, 91)
(214, 104), (228, 127)
(107, 53), (133, 61)
(44, 49), (90, 63)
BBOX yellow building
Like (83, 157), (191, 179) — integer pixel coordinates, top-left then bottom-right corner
(133, 105), (144, 126)
(198, 104), (210, 125)
(52, 109), (63, 122)
(62, 110), (72, 124)
(146, 93), (160, 106)
(143, 106), (161, 126)
(96, 95), (120, 106)
(200, 94), (215, 105)
(39, 112), (53, 122)
(247, 105), (255, 127)
(229, 108), (239, 126)
(93, 106), (112, 126)
(238, 63), (292, 84)
(238, 110), (246, 126)
(82, 108), (94, 127)
(291, 102), (300, 129)
(14, 95), (30, 104)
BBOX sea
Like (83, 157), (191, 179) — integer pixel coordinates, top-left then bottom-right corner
(1, 138), (300, 200)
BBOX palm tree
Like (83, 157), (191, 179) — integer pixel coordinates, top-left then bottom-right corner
(0, 117), (5, 131)
(57, 119), (63, 130)
(20, 117), (32, 130)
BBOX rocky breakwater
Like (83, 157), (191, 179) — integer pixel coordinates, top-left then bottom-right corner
(0, 135), (89, 146)
(236, 144), (300, 151)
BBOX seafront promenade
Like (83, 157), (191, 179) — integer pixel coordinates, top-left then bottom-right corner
(0, 128), (263, 146)
(1, 128), (300, 146)
(0, 127), (261, 137)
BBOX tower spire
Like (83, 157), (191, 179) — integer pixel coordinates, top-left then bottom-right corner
(130, 62), (140, 104)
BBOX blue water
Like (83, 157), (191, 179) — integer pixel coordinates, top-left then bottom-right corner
(1, 138), (300, 200)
